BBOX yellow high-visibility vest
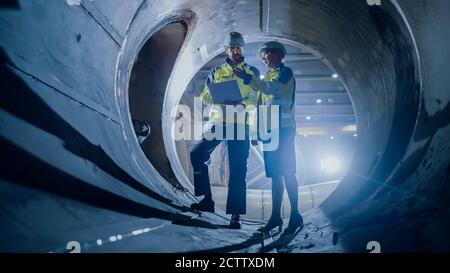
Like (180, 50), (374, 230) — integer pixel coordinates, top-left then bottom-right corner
(200, 58), (260, 128)
(250, 63), (296, 129)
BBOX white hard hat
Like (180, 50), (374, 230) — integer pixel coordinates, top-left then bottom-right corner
(259, 41), (287, 58)
(225, 32), (245, 47)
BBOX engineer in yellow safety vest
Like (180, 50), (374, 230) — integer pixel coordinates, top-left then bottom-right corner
(233, 41), (304, 234)
(190, 32), (260, 229)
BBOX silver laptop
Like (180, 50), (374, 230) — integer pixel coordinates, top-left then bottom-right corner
(207, 80), (243, 104)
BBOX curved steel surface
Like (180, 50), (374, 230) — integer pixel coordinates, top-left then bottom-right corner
(0, 0), (449, 252)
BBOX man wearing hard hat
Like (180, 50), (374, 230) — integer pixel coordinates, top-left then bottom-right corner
(190, 32), (259, 229)
(234, 41), (304, 234)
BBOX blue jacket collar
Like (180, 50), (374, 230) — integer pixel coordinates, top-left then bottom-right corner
(272, 62), (285, 72)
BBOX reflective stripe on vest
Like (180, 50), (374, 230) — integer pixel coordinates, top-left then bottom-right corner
(260, 65), (296, 129)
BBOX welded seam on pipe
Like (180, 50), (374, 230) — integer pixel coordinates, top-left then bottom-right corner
(4, 62), (120, 124)
(80, 0), (123, 47)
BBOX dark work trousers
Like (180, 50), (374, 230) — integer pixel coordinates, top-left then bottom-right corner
(190, 124), (250, 215)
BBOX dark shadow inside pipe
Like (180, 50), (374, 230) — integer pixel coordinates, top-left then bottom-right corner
(128, 22), (187, 188)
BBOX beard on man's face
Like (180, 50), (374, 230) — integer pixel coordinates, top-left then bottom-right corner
(231, 53), (242, 60)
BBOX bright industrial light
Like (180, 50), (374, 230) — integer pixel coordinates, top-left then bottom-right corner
(303, 134), (308, 138)
(306, 115), (311, 120)
(321, 157), (342, 174)
(341, 124), (357, 132)
(330, 136), (335, 140)
(353, 133), (358, 137)
(316, 98), (322, 104)
(260, 75), (264, 80)
(332, 73), (338, 78)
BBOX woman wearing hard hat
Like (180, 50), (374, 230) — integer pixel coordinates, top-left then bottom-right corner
(234, 41), (304, 235)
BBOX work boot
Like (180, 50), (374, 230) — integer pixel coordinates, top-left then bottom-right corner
(229, 214), (241, 229)
(190, 198), (215, 213)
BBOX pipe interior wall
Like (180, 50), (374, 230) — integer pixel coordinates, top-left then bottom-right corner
(0, 0), (449, 252)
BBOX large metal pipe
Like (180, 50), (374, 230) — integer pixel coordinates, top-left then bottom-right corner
(1, 0), (449, 252)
